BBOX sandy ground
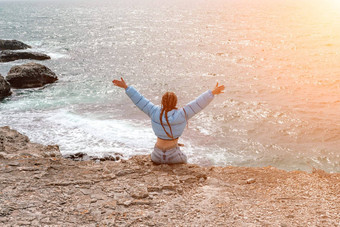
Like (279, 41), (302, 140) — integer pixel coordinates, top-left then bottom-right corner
(1, 126), (339, 226)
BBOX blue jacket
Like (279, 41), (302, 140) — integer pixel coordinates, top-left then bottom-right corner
(125, 86), (214, 140)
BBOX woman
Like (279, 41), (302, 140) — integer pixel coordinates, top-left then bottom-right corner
(112, 77), (225, 164)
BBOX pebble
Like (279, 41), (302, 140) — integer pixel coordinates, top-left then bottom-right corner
(246, 178), (256, 184)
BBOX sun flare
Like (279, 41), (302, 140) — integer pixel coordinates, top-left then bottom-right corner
(326, 0), (340, 8)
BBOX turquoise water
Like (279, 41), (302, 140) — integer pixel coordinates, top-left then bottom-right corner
(1, 0), (339, 172)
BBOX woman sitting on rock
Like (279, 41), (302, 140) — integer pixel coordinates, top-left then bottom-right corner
(112, 77), (225, 164)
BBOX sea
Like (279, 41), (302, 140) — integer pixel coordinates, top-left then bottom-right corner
(0, 0), (339, 172)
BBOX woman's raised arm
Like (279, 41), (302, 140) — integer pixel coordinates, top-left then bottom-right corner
(112, 77), (158, 118)
(183, 82), (225, 119)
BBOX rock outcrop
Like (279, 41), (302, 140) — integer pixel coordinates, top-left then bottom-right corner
(0, 74), (11, 100)
(6, 62), (58, 88)
(0, 126), (60, 159)
(0, 39), (31, 50)
(0, 50), (51, 62)
(64, 152), (122, 162)
(0, 126), (339, 226)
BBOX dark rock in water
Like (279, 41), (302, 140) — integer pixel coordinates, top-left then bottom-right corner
(0, 39), (31, 50)
(64, 152), (122, 162)
(98, 155), (121, 162)
(0, 74), (11, 100)
(0, 50), (50, 62)
(6, 62), (58, 88)
(64, 152), (91, 161)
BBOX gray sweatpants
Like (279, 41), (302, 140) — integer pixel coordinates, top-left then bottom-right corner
(151, 146), (187, 164)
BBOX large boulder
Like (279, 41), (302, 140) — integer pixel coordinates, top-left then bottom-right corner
(6, 62), (58, 88)
(0, 39), (31, 50)
(0, 74), (11, 100)
(0, 50), (51, 62)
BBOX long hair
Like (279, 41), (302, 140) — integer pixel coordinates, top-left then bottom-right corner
(160, 92), (177, 139)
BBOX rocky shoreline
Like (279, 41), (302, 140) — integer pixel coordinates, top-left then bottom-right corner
(0, 126), (339, 226)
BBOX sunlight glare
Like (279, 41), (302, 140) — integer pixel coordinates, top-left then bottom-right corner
(326, 0), (340, 9)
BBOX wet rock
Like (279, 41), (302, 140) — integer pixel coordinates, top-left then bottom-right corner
(89, 153), (122, 162)
(6, 62), (57, 88)
(64, 152), (122, 162)
(64, 152), (91, 161)
(0, 39), (31, 50)
(0, 74), (11, 100)
(0, 50), (50, 62)
(96, 155), (121, 162)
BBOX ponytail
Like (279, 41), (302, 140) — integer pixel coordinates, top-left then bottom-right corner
(160, 108), (175, 139)
(160, 92), (178, 139)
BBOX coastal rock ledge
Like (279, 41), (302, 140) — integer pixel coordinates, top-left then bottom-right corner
(0, 50), (51, 62)
(0, 74), (11, 100)
(6, 62), (58, 88)
(0, 126), (339, 226)
(0, 39), (31, 50)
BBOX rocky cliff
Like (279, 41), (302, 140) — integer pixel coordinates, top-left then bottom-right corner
(0, 126), (339, 226)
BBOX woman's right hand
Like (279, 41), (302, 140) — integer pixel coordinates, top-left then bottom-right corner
(212, 82), (225, 95)
(112, 77), (128, 89)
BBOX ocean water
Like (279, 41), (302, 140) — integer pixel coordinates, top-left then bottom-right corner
(0, 0), (339, 172)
